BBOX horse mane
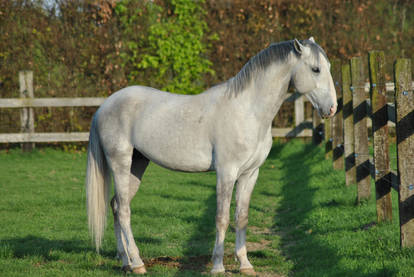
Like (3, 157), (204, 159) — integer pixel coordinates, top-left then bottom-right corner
(226, 39), (327, 95)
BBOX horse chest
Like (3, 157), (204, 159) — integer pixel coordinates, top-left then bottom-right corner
(213, 127), (272, 173)
(242, 133), (273, 171)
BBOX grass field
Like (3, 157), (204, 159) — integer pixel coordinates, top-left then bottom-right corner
(0, 140), (413, 276)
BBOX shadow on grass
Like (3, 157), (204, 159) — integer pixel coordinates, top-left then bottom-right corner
(139, 178), (217, 276)
(1, 235), (160, 261)
(270, 142), (397, 277)
(173, 179), (217, 276)
(0, 235), (119, 261)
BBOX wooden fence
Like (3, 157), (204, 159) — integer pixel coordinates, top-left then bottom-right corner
(0, 70), (404, 147)
(0, 71), (317, 147)
(1, 56), (413, 247)
(322, 52), (414, 248)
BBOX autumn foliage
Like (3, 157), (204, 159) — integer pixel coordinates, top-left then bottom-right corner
(0, 0), (412, 134)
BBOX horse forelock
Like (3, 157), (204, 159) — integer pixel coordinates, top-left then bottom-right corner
(227, 40), (327, 95)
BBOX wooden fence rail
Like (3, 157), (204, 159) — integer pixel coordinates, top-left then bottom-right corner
(1, 61), (413, 247)
(0, 97), (106, 108)
(1, 71), (406, 145)
(1, 71), (316, 145)
(324, 52), (414, 248)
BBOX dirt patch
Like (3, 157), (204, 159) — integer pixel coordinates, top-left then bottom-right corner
(354, 221), (377, 232)
(145, 256), (181, 268)
(249, 226), (275, 236)
(145, 254), (238, 272)
(257, 269), (286, 277)
(247, 239), (272, 252)
(144, 254), (285, 276)
(145, 254), (213, 270)
(144, 225), (282, 276)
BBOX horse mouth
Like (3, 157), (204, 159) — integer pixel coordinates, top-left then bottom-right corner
(320, 104), (337, 118)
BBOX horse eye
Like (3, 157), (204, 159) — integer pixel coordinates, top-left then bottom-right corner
(312, 67), (320, 73)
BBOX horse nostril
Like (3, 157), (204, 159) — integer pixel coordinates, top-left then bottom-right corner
(329, 105), (337, 116)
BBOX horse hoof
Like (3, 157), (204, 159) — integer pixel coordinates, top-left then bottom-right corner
(132, 265), (147, 274)
(240, 267), (257, 276)
(121, 265), (147, 275)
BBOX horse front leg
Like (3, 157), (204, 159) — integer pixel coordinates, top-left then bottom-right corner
(211, 168), (237, 274)
(234, 168), (259, 275)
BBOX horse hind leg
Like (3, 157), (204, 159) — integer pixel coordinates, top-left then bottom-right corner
(109, 149), (149, 274)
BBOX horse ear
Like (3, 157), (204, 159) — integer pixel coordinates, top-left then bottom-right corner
(309, 36), (315, 43)
(293, 39), (303, 55)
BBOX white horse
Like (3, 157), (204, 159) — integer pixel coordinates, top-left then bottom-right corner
(86, 38), (337, 275)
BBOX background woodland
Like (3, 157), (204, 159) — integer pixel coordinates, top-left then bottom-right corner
(0, 0), (412, 134)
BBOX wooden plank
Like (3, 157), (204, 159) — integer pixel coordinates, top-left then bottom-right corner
(394, 58), (414, 248)
(378, 81), (414, 93)
(324, 117), (333, 159)
(283, 92), (302, 102)
(332, 59), (344, 170)
(19, 71), (35, 151)
(361, 81), (413, 93)
(0, 128), (312, 143)
(287, 81), (414, 95)
(387, 103), (396, 123)
(0, 132), (90, 143)
(271, 127), (312, 137)
(342, 63), (356, 186)
(0, 97), (106, 108)
(2, 82), (411, 108)
(369, 51), (392, 222)
(351, 57), (371, 202)
(294, 95), (304, 126)
(312, 108), (323, 145)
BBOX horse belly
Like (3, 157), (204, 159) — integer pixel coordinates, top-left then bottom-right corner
(133, 129), (214, 173)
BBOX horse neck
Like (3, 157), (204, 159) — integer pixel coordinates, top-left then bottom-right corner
(242, 61), (294, 126)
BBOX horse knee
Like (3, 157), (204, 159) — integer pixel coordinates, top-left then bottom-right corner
(235, 208), (249, 229)
(216, 215), (230, 230)
(112, 194), (131, 220)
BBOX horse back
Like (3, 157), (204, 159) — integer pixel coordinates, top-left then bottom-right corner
(96, 86), (217, 172)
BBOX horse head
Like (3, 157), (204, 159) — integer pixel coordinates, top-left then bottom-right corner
(291, 37), (337, 118)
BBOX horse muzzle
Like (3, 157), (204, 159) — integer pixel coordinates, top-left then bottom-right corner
(321, 104), (337, 118)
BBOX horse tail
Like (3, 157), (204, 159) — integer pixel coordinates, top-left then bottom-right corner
(86, 114), (111, 253)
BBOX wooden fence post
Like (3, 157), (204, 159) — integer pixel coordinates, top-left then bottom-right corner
(294, 95), (304, 137)
(294, 95), (304, 127)
(324, 117), (333, 159)
(394, 58), (414, 247)
(342, 63), (356, 186)
(332, 59), (344, 170)
(369, 51), (392, 222)
(351, 57), (371, 202)
(312, 108), (324, 145)
(19, 71), (35, 151)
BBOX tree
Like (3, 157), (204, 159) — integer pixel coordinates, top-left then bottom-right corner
(116, 0), (214, 94)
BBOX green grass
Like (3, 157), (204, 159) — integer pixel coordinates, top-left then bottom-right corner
(0, 140), (413, 276)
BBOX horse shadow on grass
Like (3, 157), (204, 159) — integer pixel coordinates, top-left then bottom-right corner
(269, 142), (397, 277)
(1, 234), (162, 274)
(173, 179), (217, 276)
(1, 235), (162, 258)
(138, 178), (217, 276)
(1, 235), (96, 260)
